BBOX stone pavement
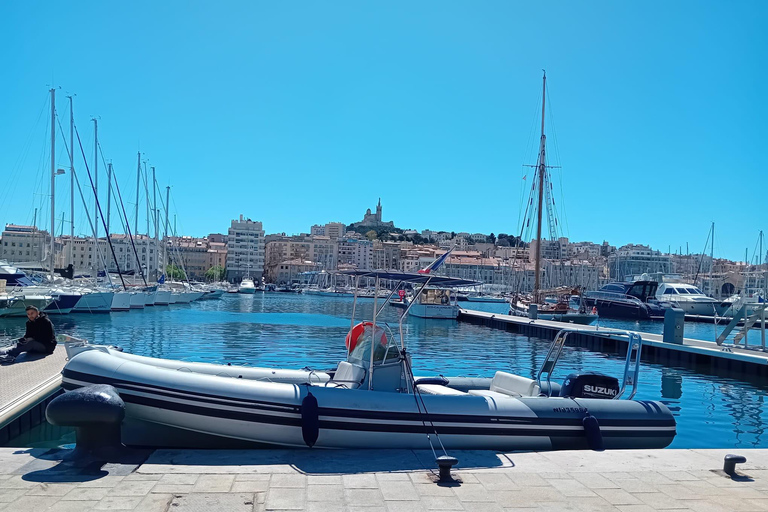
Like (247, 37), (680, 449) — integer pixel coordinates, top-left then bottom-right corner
(1, 447), (766, 511)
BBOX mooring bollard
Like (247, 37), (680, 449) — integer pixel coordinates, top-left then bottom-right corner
(46, 384), (126, 460)
(723, 454), (747, 476)
(436, 455), (458, 482)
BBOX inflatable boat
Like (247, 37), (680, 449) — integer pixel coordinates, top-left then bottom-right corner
(60, 270), (676, 451)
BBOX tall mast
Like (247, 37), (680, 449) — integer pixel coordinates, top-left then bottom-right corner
(143, 160), (150, 279)
(49, 88), (56, 280)
(68, 96), (74, 268)
(135, 152), (141, 235)
(709, 222), (714, 295)
(152, 167), (158, 279)
(164, 186), (170, 277)
(533, 70), (547, 298)
(92, 118), (99, 270)
(106, 162), (112, 234)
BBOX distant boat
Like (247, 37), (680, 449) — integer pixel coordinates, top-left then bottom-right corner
(583, 280), (670, 320)
(408, 288), (459, 319)
(239, 278), (257, 294)
(655, 282), (727, 316)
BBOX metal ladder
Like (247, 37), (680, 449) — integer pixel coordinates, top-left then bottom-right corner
(536, 328), (644, 399)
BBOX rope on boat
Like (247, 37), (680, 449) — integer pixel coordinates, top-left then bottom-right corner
(401, 348), (448, 460)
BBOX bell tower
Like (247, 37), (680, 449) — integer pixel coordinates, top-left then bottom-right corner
(376, 198), (382, 222)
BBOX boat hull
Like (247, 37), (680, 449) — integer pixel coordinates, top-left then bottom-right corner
(154, 290), (171, 305)
(72, 292), (114, 313)
(42, 293), (82, 314)
(111, 292), (132, 311)
(129, 293), (146, 309)
(408, 304), (459, 319)
(61, 349), (676, 451)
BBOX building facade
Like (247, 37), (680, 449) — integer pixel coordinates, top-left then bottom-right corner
(1, 224), (51, 265)
(226, 215), (265, 282)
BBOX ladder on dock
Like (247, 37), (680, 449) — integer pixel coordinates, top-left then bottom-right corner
(715, 303), (768, 349)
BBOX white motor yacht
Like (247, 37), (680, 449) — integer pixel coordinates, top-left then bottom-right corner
(238, 278), (256, 294)
(655, 283), (727, 316)
(407, 288), (459, 319)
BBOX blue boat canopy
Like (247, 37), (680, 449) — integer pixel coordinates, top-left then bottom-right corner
(337, 269), (481, 287)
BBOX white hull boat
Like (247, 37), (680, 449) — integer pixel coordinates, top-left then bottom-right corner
(239, 278), (257, 294)
(154, 289), (171, 305)
(169, 292), (179, 304)
(72, 291), (114, 313)
(144, 290), (157, 306)
(408, 303), (459, 319)
(129, 292), (146, 309)
(0, 293), (54, 317)
(111, 292), (132, 312)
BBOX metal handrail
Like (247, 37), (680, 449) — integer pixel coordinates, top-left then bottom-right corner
(583, 290), (647, 307)
(535, 327), (644, 399)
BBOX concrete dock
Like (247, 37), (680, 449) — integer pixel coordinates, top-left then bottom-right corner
(458, 309), (768, 378)
(0, 346), (67, 444)
(0, 447), (766, 511)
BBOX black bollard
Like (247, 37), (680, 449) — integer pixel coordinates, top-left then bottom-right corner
(723, 454), (747, 476)
(46, 384), (126, 460)
(436, 455), (459, 483)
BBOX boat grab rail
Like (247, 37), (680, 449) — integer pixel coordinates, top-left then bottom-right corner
(536, 327), (643, 400)
(584, 290), (646, 307)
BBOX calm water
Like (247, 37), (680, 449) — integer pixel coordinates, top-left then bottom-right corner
(2, 293), (767, 449)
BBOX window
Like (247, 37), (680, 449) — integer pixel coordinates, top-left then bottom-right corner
(663, 288), (677, 295)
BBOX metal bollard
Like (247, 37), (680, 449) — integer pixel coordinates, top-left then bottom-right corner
(723, 454), (747, 476)
(436, 455), (459, 483)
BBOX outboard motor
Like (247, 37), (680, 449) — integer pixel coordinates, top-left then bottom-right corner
(559, 373), (619, 399)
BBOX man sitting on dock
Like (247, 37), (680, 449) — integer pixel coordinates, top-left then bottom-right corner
(0, 306), (57, 364)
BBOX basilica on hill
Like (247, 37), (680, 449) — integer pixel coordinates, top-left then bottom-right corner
(350, 198), (395, 230)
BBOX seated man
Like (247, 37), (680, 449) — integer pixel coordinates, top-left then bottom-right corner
(0, 306), (57, 364)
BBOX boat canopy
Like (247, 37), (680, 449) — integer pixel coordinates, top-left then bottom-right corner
(337, 269), (481, 288)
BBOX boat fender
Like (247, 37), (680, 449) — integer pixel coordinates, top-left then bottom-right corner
(301, 391), (320, 448)
(582, 412), (604, 451)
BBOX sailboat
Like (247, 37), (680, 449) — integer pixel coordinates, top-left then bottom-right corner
(509, 72), (595, 325)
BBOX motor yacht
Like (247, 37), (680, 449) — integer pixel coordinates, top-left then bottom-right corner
(655, 283), (727, 316)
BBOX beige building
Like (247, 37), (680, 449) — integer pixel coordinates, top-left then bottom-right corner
(1, 224), (51, 265)
(226, 215), (265, 282)
(270, 259), (319, 285)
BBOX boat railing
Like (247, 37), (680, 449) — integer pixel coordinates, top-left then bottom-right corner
(536, 328), (643, 399)
(584, 290), (647, 307)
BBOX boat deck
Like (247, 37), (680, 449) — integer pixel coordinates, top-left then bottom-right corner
(0, 345), (66, 435)
(458, 309), (768, 376)
(0, 446), (765, 511)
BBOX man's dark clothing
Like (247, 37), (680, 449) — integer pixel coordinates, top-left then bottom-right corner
(23, 312), (57, 353)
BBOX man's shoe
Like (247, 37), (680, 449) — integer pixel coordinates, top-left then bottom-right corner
(0, 355), (15, 365)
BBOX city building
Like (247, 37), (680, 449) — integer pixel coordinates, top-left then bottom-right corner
(270, 259), (319, 285)
(226, 215), (265, 282)
(1, 224), (51, 265)
(608, 244), (672, 281)
(338, 238), (373, 270)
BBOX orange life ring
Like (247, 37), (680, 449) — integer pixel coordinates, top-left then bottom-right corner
(345, 321), (388, 352)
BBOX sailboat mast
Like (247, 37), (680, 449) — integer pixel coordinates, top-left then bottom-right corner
(164, 186), (170, 277)
(135, 152), (141, 235)
(49, 88), (56, 280)
(533, 71), (547, 298)
(709, 222), (714, 295)
(106, 163), (112, 234)
(92, 119), (99, 270)
(68, 96), (74, 267)
(143, 160), (150, 279)
(152, 167), (158, 279)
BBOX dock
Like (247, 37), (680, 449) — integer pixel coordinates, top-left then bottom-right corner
(0, 446), (766, 511)
(458, 309), (768, 378)
(0, 346), (67, 445)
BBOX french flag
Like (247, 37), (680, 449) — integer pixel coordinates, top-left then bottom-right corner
(418, 248), (453, 274)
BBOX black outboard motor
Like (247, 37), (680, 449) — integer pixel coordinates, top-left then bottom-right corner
(560, 373), (619, 399)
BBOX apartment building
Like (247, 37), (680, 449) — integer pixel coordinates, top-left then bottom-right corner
(226, 215), (265, 282)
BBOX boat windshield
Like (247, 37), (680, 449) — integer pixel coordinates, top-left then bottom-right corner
(419, 288), (452, 305)
(348, 326), (400, 366)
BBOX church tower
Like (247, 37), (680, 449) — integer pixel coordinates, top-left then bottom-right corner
(376, 198), (382, 222)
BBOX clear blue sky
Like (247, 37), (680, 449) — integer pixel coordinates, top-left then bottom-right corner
(1, 1), (765, 261)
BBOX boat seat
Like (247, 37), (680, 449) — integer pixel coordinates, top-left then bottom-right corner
(488, 371), (541, 397)
(468, 389), (520, 399)
(417, 384), (467, 396)
(328, 361), (366, 389)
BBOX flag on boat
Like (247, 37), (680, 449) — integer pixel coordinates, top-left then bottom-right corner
(418, 248), (453, 274)
(157, 274), (166, 284)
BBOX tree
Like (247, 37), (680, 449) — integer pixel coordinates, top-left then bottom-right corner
(497, 238), (511, 247)
(166, 264), (186, 280)
(488, 233), (496, 244)
(365, 230), (378, 241)
(450, 231), (456, 239)
(205, 265), (226, 282)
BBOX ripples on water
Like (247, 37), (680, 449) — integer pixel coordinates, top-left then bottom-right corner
(1, 293), (766, 449)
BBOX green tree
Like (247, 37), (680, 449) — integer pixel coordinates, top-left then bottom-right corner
(166, 264), (186, 280)
(488, 233), (496, 244)
(365, 230), (378, 241)
(205, 265), (226, 282)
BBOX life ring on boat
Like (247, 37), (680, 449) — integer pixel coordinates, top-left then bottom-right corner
(345, 322), (388, 352)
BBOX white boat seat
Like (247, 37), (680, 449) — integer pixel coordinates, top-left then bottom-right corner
(468, 389), (520, 399)
(417, 384), (467, 396)
(328, 361), (366, 389)
(489, 371), (541, 397)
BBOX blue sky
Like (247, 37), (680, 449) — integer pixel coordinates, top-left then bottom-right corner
(1, 2), (765, 261)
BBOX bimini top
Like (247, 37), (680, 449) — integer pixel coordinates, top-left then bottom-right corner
(337, 269), (481, 288)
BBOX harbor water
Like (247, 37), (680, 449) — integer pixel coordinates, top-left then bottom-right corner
(2, 293), (767, 449)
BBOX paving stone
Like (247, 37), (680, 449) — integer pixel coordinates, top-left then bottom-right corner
(110, 479), (157, 496)
(150, 484), (194, 494)
(376, 472), (411, 482)
(48, 501), (100, 511)
(78, 476), (126, 488)
(452, 483), (496, 502)
(385, 501), (426, 512)
(266, 486), (306, 510)
(461, 501), (504, 511)
(0, 488), (26, 502)
(121, 473), (162, 482)
(134, 493), (174, 512)
(658, 471), (701, 481)
(305, 502), (345, 512)
(270, 473), (307, 488)
(611, 478), (659, 493)
(593, 488), (642, 505)
(234, 473), (271, 481)
(307, 474), (343, 485)
(0, 475), (37, 489)
(61, 487), (111, 501)
(191, 474), (235, 493)
(413, 483), (457, 497)
(616, 506), (664, 512)
(307, 484), (344, 502)
(418, 495), (464, 510)
(158, 473), (200, 485)
(343, 473), (379, 488)
(571, 472), (621, 489)
(344, 487), (385, 507)
(476, 472), (518, 491)
(380, 480), (419, 501)
(635, 492), (690, 509)
(170, 493), (256, 511)
(93, 496), (143, 510)
(231, 479), (270, 493)
(546, 478), (597, 497)
(677, 500), (732, 512)
(505, 472), (549, 487)
(25, 482), (78, 496)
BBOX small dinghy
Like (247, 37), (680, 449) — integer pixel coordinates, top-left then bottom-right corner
(61, 270), (676, 451)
